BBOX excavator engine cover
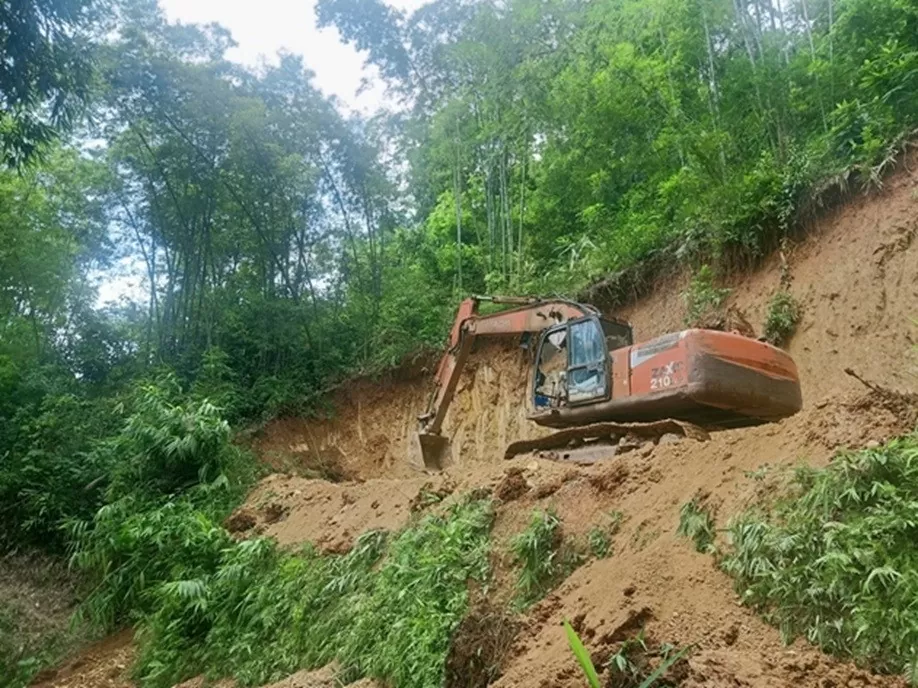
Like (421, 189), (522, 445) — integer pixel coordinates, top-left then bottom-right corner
(530, 329), (802, 430)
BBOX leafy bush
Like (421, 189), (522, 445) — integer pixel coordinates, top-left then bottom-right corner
(682, 266), (731, 328)
(68, 496), (233, 630)
(511, 509), (582, 607)
(677, 498), (716, 554)
(104, 376), (255, 502)
(0, 391), (118, 552)
(763, 290), (802, 346)
(77, 496), (494, 688)
(722, 435), (918, 677)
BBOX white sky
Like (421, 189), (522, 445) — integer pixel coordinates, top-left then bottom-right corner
(158, 0), (428, 115)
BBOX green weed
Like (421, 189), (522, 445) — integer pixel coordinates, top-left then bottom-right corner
(564, 621), (691, 688)
(677, 498), (716, 554)
(511, 509), (582, 608)
(763, 290), (802, 346)
(588, 511), (623, 558)
(682, 266), (731, 328)
(721, 435), (918, 678)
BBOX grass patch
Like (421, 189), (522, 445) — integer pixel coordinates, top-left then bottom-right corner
(721, 435), (918, 678)
(676, 497), (716, 554)
(587, 511), (623, 559)
(510, 509), (583, 608)
(763, 290), (802, 346)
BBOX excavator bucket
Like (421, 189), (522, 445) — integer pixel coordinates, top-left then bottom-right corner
(418, 432), (451, 471)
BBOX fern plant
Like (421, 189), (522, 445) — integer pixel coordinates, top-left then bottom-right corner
(722, 435), (918, 678)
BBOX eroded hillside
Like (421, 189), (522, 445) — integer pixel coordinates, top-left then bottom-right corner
(42, 161), (918, 688)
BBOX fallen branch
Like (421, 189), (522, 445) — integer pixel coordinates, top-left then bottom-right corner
(844, 367), (883, 394)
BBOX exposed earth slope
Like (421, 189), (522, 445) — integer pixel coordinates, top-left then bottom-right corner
(41, 162), (918, 687)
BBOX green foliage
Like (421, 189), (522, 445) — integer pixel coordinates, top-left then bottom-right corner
(510, 509), (582, 607)
(607, 631), (692, 688)
(677, 498), (716, 554)
(563, 620), (601, 688)
(588, 511), (623, 559)
(587, 528), (612, 559)
(763, 290), (802, 346)
(73, 497), (495, 688)
(682, 266), (731, 328)
(68, 496), (233, 631)
(721, 435), (918, 677)
(104, 376), (254, 502)
(0, 0), (100, 165)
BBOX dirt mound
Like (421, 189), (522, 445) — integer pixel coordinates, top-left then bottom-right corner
(251, 339), (550, 481)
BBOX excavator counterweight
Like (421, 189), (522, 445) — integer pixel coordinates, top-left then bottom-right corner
(417, 296), (802, 470)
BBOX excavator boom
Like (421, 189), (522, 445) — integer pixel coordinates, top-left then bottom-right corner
(418, 296), (603, 468)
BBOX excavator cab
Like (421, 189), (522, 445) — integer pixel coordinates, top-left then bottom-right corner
(533, 316), (632, 411)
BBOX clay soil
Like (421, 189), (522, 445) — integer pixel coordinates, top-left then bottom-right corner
(36, 160), (918, 687)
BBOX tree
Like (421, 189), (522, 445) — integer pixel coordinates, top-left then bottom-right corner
(0, 0), (102, 165)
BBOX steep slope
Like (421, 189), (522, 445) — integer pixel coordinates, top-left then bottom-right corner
(39, 161), (917, 688)
(241, 161), (918, 687)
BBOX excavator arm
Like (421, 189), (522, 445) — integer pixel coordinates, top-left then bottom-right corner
(417, 296), (594, 468)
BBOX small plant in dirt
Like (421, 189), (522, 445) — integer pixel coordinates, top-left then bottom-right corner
(511, 509), (582, 608)
(762, 290), (802, 346)
(588, 511), (623, 558)
(607, 631), (692, 688)
(564, 621), (691, 688)
(722, 434), (918, 679)
(682, 265), (731, 328)
(677, 497), (716, 554)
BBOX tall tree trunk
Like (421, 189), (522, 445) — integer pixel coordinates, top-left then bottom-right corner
(453, 118), (463, 293)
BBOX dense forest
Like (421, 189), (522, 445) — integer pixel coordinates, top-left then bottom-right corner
(1, 0), (917, 684)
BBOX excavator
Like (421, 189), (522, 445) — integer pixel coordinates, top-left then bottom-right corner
(417, 296), (802, 469)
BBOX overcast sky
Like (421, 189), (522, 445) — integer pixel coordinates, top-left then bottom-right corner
(158, 0), (428, 114)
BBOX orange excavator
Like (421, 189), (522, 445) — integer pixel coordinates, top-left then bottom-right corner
(417, 296), (802, 469)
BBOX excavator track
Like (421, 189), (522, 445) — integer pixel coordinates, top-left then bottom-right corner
(504, 420), (709, 463)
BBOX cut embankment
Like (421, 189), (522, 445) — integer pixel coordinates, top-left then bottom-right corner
(35, 156), (918, 688)
(227, 161), (918, 687)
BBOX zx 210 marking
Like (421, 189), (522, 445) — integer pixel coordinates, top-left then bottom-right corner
(650, 361), (685, 390)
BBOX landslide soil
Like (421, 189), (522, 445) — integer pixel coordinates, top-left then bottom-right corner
(37, 161), (918, 687)
(239, 160), (918, 688)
